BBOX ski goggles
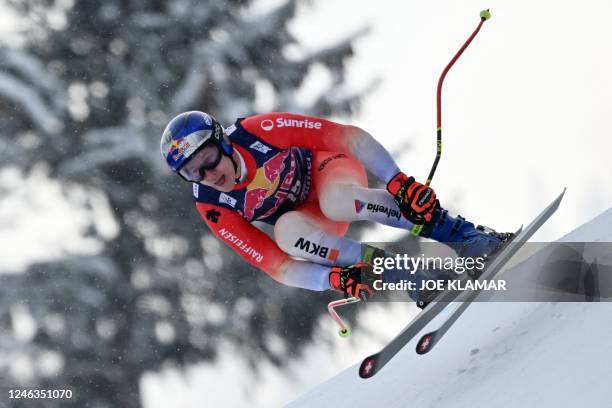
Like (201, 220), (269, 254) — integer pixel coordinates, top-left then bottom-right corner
(178, 142), (223, 182)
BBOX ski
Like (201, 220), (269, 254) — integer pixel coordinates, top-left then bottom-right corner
(415, 189), (565, 354)
(359, 189), (565, 378)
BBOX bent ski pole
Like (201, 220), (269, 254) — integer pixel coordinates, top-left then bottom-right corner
(412, 9), (492, 236)
(327, 297), (360, 337)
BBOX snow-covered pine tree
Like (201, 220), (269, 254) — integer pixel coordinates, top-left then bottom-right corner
(0, 0), (374, 406)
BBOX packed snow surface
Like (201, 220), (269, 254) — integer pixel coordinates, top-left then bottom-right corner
(290, 208), (612, 408)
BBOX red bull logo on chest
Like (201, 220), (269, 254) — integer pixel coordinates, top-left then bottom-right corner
(243, 151), (289, 220)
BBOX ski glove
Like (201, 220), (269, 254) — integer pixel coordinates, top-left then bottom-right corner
(329, 262), (375, 299)
(386, 172), (438, 224)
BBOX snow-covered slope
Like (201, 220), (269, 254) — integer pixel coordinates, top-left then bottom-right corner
(289, 208), (612, 408)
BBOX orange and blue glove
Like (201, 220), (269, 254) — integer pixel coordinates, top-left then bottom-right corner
(386, 172), (438, 224)
(329, 263), (375, 299)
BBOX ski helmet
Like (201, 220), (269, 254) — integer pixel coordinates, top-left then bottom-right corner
(160, 111), (233, 175)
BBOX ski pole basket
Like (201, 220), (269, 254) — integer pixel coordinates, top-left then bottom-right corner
(327, 297), (361, 337)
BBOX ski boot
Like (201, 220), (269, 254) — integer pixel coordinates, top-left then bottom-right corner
(414, 226), (515, 310)
(466, 224), (515, 277)
(421, 207), (514, 260)
(420, 207), (515, 282)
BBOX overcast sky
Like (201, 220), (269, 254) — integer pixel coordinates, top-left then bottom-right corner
(292, 0), (612, 244)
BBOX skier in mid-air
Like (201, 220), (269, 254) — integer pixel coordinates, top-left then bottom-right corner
(160, 111), (511, 303)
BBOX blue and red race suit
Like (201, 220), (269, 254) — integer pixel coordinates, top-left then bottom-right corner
(193, 113), (401, 283)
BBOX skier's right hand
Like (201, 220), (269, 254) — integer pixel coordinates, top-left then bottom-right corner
(386, 172), (438, 224)
(329, 263), (375, 299)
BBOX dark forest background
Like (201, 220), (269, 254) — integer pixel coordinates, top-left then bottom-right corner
(0, 1), (416, 407)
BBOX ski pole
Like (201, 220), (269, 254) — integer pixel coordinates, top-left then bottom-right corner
(412, 9), (492, 236)
(327, 297), (361, 337)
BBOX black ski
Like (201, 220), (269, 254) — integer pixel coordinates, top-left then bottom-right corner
(359, 189), (565, 378)
(415, 189), (564, 354)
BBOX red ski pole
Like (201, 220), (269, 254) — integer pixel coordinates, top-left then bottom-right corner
(412, 9), (492, 236)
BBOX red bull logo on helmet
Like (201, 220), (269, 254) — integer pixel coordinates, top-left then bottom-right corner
(170, 139), (191, 161)
(162, 111), (218, 171)
(167, 129), (212, 162)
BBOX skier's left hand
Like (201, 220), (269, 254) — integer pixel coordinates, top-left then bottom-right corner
(387, 172), (438, 224)
(329, 263), (375, 299)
